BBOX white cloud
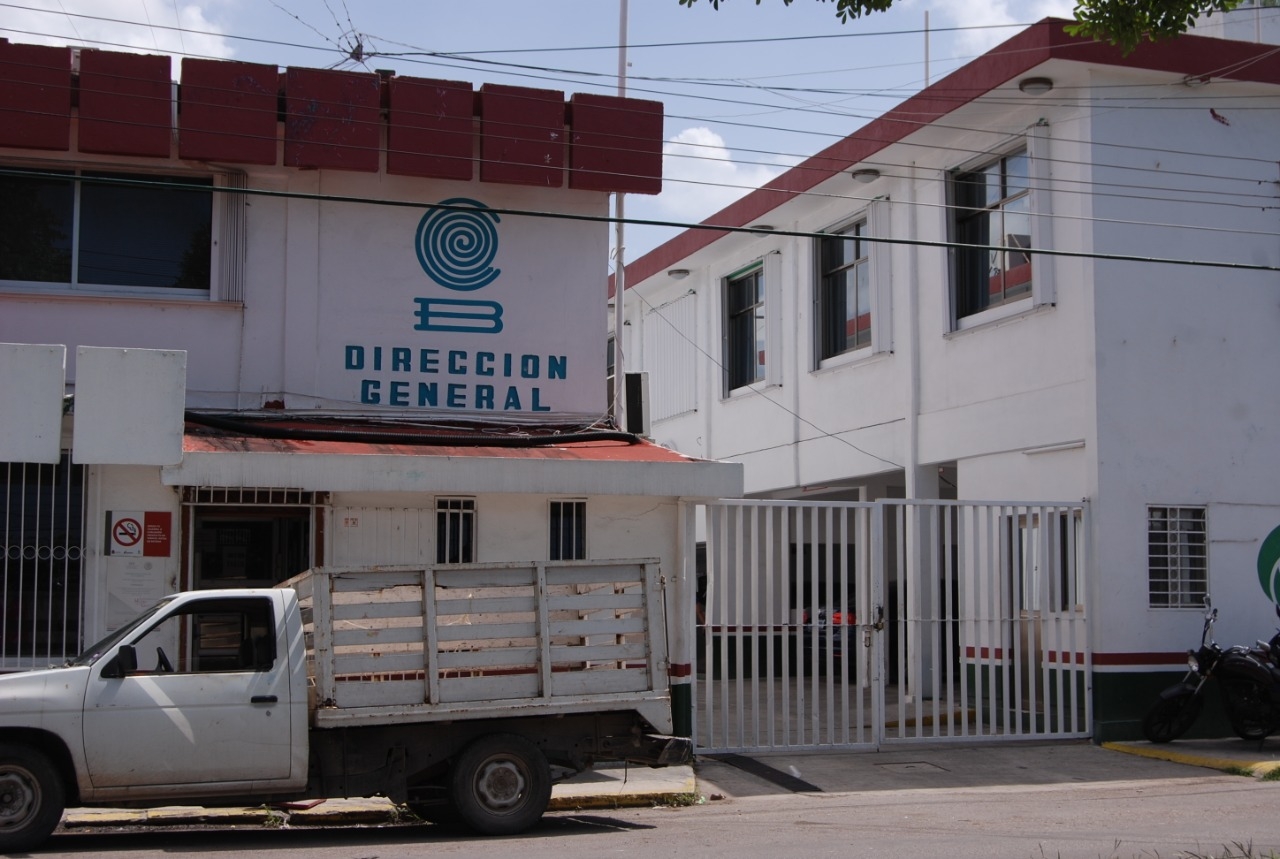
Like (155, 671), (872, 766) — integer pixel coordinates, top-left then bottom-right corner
(4, 1), (236, 61)
(655, 125), (791, 226)
(932, 0), (1077, 55)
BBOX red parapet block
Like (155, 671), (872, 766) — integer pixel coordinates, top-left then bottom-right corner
(568, 93), (663, 195)
(479, 84), (565, 187)
(179, 58), (278, 164)
(284, 68), (380, 172)
(78, 50), (171, 157)
(0, 42), (72, 151)
(387, 76), (475, 181)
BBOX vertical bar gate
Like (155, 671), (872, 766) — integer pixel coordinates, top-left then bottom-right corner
(694, 499), (1090, 754)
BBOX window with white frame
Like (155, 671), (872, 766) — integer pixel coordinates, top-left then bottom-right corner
(436, 498), (476, 564)
(1148, 506), (1207, 608)
(549, 499), (586, 561)
(818, 219), (871, 359)
(723, 265), (765, 393)
(952, 149), (1032, 320)
(0, 166), (233, 297)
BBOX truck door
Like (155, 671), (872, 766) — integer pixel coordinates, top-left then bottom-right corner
(82, 596), (294, 788)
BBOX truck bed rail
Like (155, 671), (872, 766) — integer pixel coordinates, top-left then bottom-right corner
(280, 560), (668, 726)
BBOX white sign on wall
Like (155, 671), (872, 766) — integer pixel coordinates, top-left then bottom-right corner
(317, 195), (609, 422)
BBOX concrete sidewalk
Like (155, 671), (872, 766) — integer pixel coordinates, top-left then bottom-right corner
(60, 761), (699, 831)
(59, 736), (1280, 833)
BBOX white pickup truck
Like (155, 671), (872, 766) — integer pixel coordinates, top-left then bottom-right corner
(0, 561), (690, 851)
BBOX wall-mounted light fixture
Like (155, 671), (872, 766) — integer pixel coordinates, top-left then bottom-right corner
(749, 224), (774, 232)
(849, 168), (881, 184)
(1018, 77), (1054, 96)
(667, 268), (690, 280)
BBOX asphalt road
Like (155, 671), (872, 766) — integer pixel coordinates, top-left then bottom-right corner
(42, 768), (1280, 859)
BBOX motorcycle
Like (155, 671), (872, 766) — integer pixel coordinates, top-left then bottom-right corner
(1142, 597), (1280, 743)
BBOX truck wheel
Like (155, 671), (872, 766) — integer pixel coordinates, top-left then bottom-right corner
(0, 743), (65, 853)
(449, 733), (551, 836)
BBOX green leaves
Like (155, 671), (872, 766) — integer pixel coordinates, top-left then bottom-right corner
(678, 0), (1247, 53)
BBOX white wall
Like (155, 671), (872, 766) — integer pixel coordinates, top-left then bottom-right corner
(1078, 70), (1280, 649)
(0, 159), (611, 422)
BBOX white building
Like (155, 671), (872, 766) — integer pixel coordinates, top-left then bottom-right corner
(0, 40), (741, 737)
(615, 19), (1280, 740)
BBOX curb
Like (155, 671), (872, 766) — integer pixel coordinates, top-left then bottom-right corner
(1102, 741), (1280, 778)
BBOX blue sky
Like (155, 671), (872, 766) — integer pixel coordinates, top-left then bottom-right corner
(5, 0), (1074, 259)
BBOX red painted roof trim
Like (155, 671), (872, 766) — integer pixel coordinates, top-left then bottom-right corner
(619, 18), (1280, 291)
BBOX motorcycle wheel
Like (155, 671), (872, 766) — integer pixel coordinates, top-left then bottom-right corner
(1222, 679), (1275, 741)
(1142, 686), (1203, 743)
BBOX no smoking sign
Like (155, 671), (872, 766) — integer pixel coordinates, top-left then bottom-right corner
(107, 511), (172, 557)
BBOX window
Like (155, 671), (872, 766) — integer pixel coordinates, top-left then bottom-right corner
(549, 500), (586, 561)
(130, 597), (275, 673)
(1148, 506), (1207, 608)
(436, 498), (476, 564)
(818, 220), (871, 359)
(0, 167), (213, 294)
(724, 266), (765, 392)
(953, 150), (1032, 320)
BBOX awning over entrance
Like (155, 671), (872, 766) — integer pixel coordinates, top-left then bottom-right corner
(162, 425), (743, 498)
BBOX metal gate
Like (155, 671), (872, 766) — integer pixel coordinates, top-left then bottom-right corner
(1, 457), (87, 672)
(694, 499), (1090, 753)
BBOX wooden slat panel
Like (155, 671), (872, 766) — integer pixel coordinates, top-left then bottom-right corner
(547, 593), (645, 611)
(332, 571), (422, 592)
(436, 595), (536, 616)
(550, 617), (647, 637)
(552, 668), (651, 696)
(550, 642), (647, 662)
(334, 679), (424, 708)
(439, 674), (540, 703)
(435, 568), (534, 589)
(435, 621), (537, 642)
(335, 651), (423, 675)
(334, 601), (423, 621)
(545, 565), (643, 586)
(438, 647), (538, 669)
(333, 625), (424, 647)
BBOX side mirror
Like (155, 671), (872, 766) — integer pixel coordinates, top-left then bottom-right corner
(101, 645), (138, 679)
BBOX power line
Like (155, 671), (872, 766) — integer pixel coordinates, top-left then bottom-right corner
(1, 167), (1275, 275)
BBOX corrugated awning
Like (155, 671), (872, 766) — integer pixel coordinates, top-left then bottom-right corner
(162, 425), (743, 499)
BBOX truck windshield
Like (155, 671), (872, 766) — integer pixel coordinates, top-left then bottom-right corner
(67, 597), (176, 666)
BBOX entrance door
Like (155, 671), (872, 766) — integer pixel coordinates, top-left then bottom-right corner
(82, 595), (294, 787)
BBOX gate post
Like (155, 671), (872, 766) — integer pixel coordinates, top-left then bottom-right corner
(670, 500), (696, 737)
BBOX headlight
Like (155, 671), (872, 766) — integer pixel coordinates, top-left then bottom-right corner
(1187, 652), (1200, 672)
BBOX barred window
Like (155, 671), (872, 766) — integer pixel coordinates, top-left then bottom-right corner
(549, 500), (586, 561)
(436, 498), (475, 564)
(1148, 506), (1207, 607)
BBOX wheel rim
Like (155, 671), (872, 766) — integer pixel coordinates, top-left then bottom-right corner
(0, 764), (40, 833)
(470, 756), (529, 815)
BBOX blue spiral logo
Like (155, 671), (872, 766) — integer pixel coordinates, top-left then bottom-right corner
(415, 198), (501, 291)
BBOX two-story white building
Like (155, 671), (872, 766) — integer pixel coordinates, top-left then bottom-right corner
(0, 40), (741, 737)
(615, 19), (1280, 742)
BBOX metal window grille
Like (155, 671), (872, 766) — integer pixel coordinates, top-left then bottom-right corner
(2, 457), (86, 670)
(1148, 506), (1207, 607)
(549, 500), (587, 561)
(436, 498), (476, 564)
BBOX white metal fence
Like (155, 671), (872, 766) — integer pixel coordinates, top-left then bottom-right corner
(694, 499), (1090, 754)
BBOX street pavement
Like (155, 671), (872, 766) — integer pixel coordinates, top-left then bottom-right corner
(58, 736), (1280, 833)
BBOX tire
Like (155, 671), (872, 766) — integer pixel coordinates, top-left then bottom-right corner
(1141, 687), (1203, 743)
(1222, 679), (1276, 741)
(448, 733), (551, 836)
(0, 743), (66, 853)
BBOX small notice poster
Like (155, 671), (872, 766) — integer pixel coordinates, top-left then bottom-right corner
(107, 511), (173, 557)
